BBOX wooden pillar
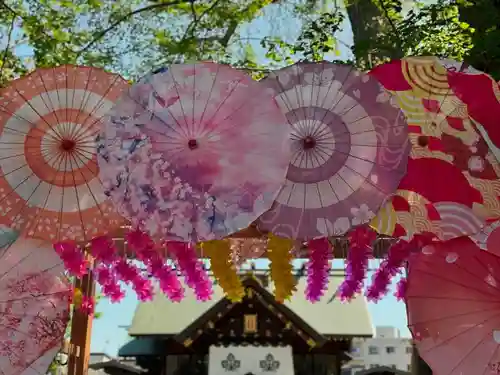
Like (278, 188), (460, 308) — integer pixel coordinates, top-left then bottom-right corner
(67, 272), (95, 375)
(333, 354), (342, 375)
(412, 344), (432, 375)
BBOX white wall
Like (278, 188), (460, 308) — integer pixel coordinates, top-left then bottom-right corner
(345, 326), (413, 374)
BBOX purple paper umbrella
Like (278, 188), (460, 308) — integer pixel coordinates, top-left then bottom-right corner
(257, 62), (410, 240)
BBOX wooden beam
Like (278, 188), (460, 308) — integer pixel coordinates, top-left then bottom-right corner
(67, 272), (95, 375)
(109, 225), (396, 259)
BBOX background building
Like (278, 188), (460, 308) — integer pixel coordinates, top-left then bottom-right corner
(344, 326), (412, 374)
(118, 271), (376, 375)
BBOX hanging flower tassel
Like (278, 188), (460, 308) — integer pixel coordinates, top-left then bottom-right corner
(395, 277), (407, 301)
(202, 240), (245, 302)
(147, 257), (184, 302)
(54, 241), (88, 278)
(366, 239), (409, 301)
(305, 238), (331, 302)
(268, 234), (296, 302)
(339, 225), (377, 301)
(126, 229), (182, 302)
(90, 236), (118, 264)
(366, 233), (434, 301)
(94, 264), (126, 303)
(168, 241), (213, 301)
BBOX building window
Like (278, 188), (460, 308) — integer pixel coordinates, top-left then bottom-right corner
(244, 314), (257, 333)
(368, 346), (379, 355)
(406, 346), (413, 354)
(370, 364), (379, 369)
(386, 346), (396, 354)
(408, 364), (412, 371)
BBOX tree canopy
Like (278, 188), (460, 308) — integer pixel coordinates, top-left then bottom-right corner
(0, 0), (498, 83)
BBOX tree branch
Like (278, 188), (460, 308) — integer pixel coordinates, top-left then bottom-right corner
(77, 0), (188, 57)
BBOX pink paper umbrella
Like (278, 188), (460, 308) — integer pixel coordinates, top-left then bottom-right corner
(257, 62), (410, 240)
(406, 237), (500, 375)
(99, 63), (291, 242)
(0, 237), (71, 375)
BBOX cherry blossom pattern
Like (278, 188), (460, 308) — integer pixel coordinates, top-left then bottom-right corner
(99, 63), (291, 242)
(0, 237), (71, 375)
(257, 62), (410, 240)
(0, 65), (128, 242)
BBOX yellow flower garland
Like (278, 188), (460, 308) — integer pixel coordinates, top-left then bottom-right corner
(202, 240), (245, 302)
(268, 234), (296, 302)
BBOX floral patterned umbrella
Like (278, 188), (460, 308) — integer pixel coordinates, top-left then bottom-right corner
(0, 65), (128, 242)
(0, 237), (71, 375)
(369, 56), (500, 241)
(257, 62), (410, 240)
(99, 63), (291, 242)
(406, 237), (500, 375)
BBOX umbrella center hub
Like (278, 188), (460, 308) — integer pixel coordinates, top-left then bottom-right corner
(60, 139), (76, 152)
(188, 139), (198, 150)
(302, 136), (316, 150)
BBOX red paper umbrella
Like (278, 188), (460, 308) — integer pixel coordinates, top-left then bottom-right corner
(448, 70), (500, 158)
(406, 237), (500, 375)
(370, 56), (500, 241)
(0, 65), (128, 242)
(0, 237), (71, 375)
(470, 221), (500, 257)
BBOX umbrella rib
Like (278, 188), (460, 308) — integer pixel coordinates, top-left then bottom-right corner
(329, 145), (407, 176)
(408, 305), (500, 326)
(167, 66), (192, 136)
(197, 63), (223, 136)
(67, 152), (88, 240)
(0, 147), (64, 229)
(71, 70), (124, 143)
(480, 342), (500, 375)
(55, 149), (72, 241)
(69, 142), (111, 229)
(436, 312), (500, 375)
(68, 65), (91, 129)
(68, 149), (104, 241)
(270, 67), (305, 136)
(410, 267), (500, 299)
(10, 79), (64, 143)
(311, 64), (357, 140)
(15, 150), (67, 240)
(123, 85), (188, 140)
(35, 67), (63, 139)
(197, 71), (247, 136)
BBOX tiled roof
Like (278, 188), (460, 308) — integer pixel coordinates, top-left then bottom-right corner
(127, 271), (373, 337)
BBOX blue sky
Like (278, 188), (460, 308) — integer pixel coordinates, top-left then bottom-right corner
(91, 259), (409, 355)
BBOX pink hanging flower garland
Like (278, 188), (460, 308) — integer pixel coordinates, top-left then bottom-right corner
(338, 225), (377, 301)
(167, 241), (213, 301)
(126, 230), (184, 302)
(90, 235), (153, 302)
(54, 241), (88, 278)
(394, 277), (407, 301)
(305, 238), (331, 302)
(366, 233), (435, 301)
